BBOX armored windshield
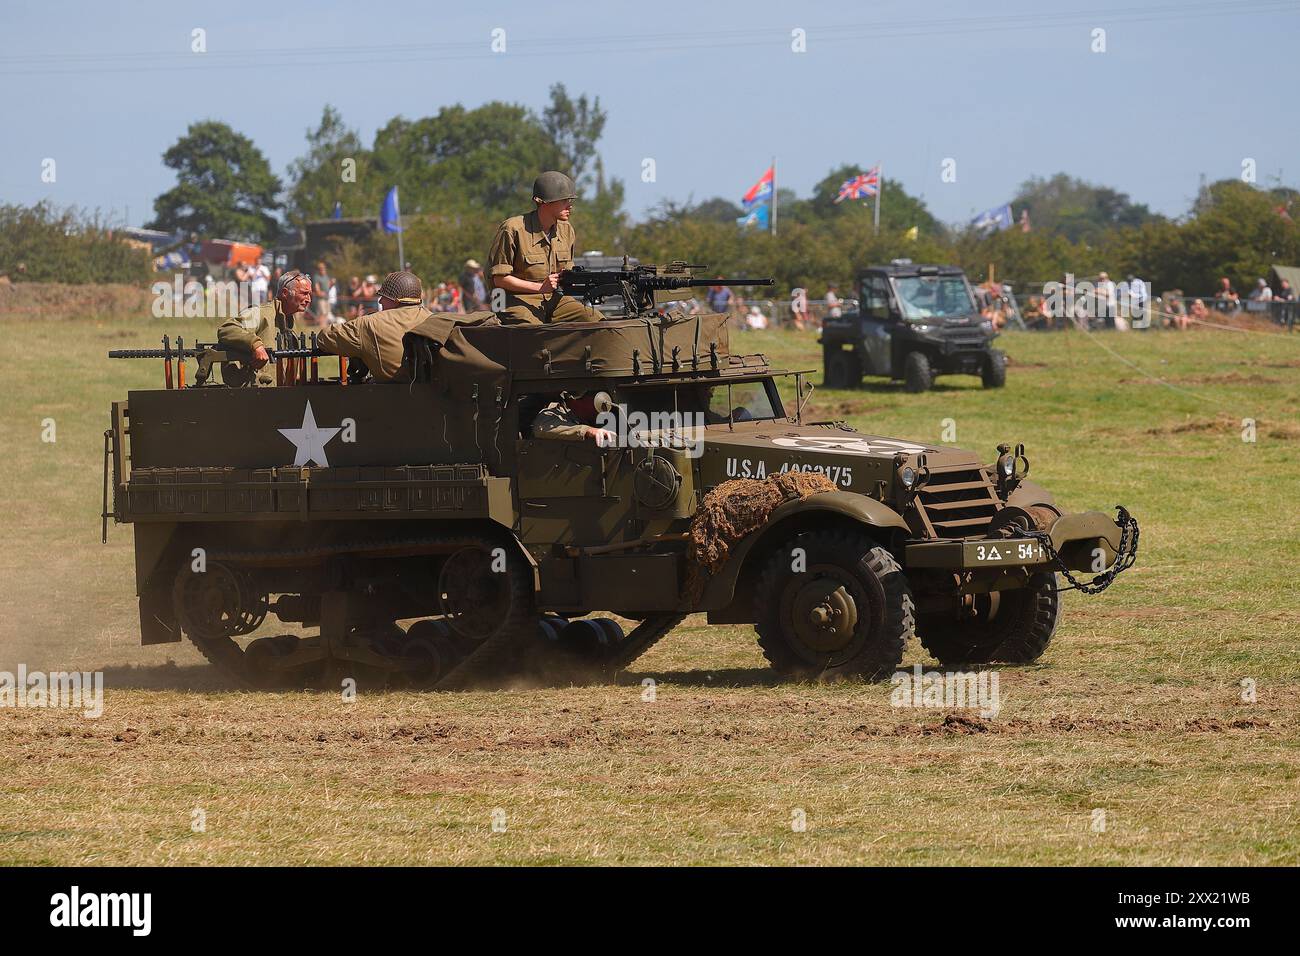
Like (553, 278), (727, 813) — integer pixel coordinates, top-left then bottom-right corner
(618, 380), (783, 424)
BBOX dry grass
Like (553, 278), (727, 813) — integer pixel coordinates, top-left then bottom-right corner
(1, 313), (1297, 865)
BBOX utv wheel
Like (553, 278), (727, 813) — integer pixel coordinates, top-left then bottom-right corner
(918, 573), (1059, 667)
(903, 351), (934, 393)
(982, 349), (1007, 389)
(754, 531), (914, 681)
(824, 348), (861, 389)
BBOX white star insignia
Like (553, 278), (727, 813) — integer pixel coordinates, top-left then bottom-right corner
(277, 401), (341, 467)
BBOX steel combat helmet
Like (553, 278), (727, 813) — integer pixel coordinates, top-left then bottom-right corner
(533, 171), (577, 204)
(377, 270), (424, 305)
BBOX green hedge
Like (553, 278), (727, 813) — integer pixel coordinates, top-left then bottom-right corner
(0, 202), (153, 286)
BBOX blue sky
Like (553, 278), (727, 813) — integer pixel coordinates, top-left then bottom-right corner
(2, 0), (1297, 229)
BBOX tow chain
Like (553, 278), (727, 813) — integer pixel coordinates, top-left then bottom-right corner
(1015, 505), (1140, 595)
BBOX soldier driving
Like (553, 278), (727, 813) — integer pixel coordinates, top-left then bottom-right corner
(532, 390), (618, 444)
(315, 271), (432, 383)
(488, 171), (602, 324)
(216, 270), (313, 387)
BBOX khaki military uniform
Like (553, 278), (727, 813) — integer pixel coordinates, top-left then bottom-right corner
(314, 305), (433, 383)
(531, 401), (595, 441)
(216, 299), (304, 387)
(488, 210), (601, 324)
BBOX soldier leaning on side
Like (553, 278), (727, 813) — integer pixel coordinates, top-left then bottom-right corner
(532, 390), (618, 445)
(314, 271), (432, 383)
(488, 171), (602, 325)
(216, 270), (313, 387)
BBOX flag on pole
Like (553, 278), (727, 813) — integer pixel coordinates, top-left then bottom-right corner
(834, 166), (880, 203)
(380, 187), (402, 233)
(736, 204), (771, 229)
(741, 166), (775, 210)
(971, 203), (1014, 235)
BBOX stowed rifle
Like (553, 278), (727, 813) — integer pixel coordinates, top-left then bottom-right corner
(107, 332), (345, 387)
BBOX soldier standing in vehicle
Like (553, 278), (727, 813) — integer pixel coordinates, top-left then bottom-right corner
(217, 270), (313, 387)
(488, 171), (602, 324)
(314, 271), (433, 383)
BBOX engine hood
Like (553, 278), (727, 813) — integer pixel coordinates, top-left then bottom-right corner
(694, 422), (982, 493)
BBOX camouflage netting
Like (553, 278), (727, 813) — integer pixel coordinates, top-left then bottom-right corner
(683, 472), (839, 604)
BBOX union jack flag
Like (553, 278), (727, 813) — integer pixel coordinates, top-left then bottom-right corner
(834, 167), (880, 203)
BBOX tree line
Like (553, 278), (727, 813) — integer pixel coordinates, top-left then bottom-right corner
(5, 85), (1298, 297)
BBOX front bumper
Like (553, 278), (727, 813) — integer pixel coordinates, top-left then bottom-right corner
(903, 510), (1123, 571)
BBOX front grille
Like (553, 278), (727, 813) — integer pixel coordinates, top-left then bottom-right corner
(913, 466), (1002, 539)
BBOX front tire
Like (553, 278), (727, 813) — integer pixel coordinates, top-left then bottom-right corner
(982, 349), (1007, 388)
(903, 351), (934, 392)
(754, 531), (913, 681)
(918, 573), (1059, 667)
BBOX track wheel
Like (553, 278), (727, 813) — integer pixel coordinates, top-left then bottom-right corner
(244, 636), (294, 689)
(561, 619), (612, 658)
(400, 619), (460, 689)
(433, 537), (537, 690)
(595, 618), (625, 647)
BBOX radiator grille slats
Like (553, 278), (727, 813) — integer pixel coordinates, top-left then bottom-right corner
(914, 466), (1002, 538)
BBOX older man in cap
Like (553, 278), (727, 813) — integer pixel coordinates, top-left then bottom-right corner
(487, 170), (602, 324)
(216, 269), (313, 386)
(314, 270), (434, 383)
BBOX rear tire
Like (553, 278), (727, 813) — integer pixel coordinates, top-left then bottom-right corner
(918, 573), (1059, 667)
(824, 348), (862, 389)
(982, 349), (1007, 389)
(754, 530), (913, 681)
(903, 351), (934, 393)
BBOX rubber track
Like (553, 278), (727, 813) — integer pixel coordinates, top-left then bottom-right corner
(429, 535), (536, 691)
(602, 613), (686, 672)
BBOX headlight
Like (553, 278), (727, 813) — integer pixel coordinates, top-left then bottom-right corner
(1000, 457), (1014, 477)
(981, 319), (994, 333)
(913, 324), (934, 334)
(900, 466), (917, 488)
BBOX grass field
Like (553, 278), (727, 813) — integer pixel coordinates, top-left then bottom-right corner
(1, 313), (1298, 865)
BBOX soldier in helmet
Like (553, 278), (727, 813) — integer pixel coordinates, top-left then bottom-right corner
(487, 171), (602, 324)
(314, 271), (432, 383)
(216, 270), (313, 386)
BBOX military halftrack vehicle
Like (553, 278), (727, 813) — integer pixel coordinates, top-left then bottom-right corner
(103, 263), (1137, 690)
(821, 262), (1007, 392)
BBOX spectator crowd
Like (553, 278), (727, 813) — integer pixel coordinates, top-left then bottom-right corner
(221, 259), (1300, 334)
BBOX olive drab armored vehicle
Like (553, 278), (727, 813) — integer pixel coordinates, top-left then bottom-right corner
(102, 262), (1138, 689)
(821, 262), (1008, 392)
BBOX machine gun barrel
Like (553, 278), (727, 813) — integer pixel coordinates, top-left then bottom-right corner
(559, 265), (775, 316)
(107, 345), (326, 360)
